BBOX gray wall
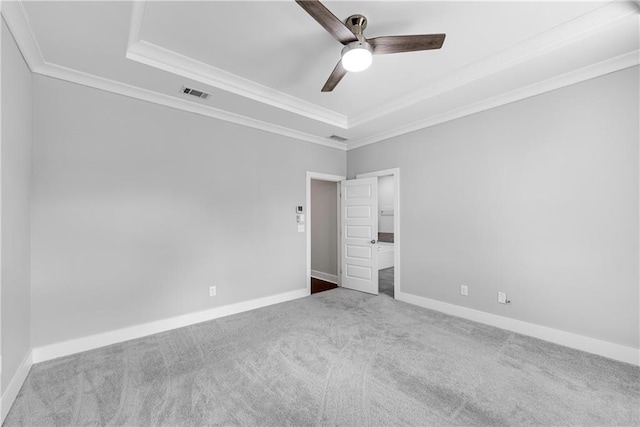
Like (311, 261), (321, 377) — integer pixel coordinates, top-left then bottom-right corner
(1, 19), (32, 392)
(31, 75), (346, 347)
(348, 67), (639, 349)
(310, 179), (337, 277)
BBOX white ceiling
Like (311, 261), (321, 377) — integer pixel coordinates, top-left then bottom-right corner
(4, 1), (639, 150)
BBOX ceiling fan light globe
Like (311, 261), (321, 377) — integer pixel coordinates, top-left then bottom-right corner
(341, 42), (373, 72)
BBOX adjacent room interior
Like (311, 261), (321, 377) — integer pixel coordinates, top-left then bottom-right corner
(1, 0), (638, 425)
(310, 178), (339, 294)
(377, 174), (395, 298)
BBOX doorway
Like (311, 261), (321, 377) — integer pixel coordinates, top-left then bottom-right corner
(305, 169), (400, 298)
(356, 169), (400, 298)
(306, 172), (344, 295)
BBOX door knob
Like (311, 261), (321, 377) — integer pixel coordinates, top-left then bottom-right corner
(371, 240), (377, 244)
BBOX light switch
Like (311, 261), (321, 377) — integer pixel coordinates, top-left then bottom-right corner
(296, 214), (305, 223)
(298, 224), (305, 232)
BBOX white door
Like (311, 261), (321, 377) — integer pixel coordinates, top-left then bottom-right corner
(341, 177), (378, 295)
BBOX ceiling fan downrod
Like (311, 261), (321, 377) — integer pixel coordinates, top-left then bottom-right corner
(345, 14), (368, 41)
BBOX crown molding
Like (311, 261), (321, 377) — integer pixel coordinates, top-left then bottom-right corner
(2, 1), (346, 151)
(126, 41), (348, 129)
(3, 0), (637, 154)
(346, 50), (640, 150)
(127, 0), (146, 49)
(125, 1), (637, 133)
(126, 0), (348, 129)
(39, 61), (348, 150)
(348, 0), (639, 129)
(1, 0), (44, 71)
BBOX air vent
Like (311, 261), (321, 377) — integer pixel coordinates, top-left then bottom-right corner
(327, 135), (349, 142)
(181, 86), (211, 100)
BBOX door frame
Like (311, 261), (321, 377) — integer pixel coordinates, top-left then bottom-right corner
(356, 168), (401, 297)
(306, 172), (345, 295)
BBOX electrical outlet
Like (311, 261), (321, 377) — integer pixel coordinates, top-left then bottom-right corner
(209, 286), (216, 297)
(460, 285), (468, 296)
(498, 292), (508, 304)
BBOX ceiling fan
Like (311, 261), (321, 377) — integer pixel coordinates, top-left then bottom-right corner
(295, 0), (446, 92)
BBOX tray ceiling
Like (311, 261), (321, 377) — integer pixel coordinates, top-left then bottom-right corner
(3, 1), (639, 150)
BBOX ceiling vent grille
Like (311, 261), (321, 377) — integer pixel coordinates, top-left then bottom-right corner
(327, 135), (349, 142)
(181, 86), (211, 100)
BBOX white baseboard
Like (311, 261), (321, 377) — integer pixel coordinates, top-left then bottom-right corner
(396, 291), (640, 366)
(311, 270), (338, 284)
(32, 288), (308, 364)
(1, 350), (33, 423)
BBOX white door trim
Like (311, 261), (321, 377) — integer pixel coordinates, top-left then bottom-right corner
(356, 168), (401, 297)
(0, 1), (4, 419)
(306, 172), (345, 295)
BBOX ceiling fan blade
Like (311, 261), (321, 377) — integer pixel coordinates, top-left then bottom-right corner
(369, 34), (446, 55)
(321, 61), (347, 92)
(295, 0), (358, 45)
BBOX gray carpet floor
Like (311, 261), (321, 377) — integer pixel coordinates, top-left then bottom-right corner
(5, 288), (639, 426)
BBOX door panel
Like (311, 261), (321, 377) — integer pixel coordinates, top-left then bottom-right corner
(341, 177), (378, 295)
(345, 184), (372, 199)
(346, 206), (371, 218)
(346, 264), (372, 280)
(346, 246), (371, 259)
(345, 225), (372, 238)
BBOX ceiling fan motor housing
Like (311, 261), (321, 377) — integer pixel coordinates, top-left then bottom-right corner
(341, 40), (373, 57)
